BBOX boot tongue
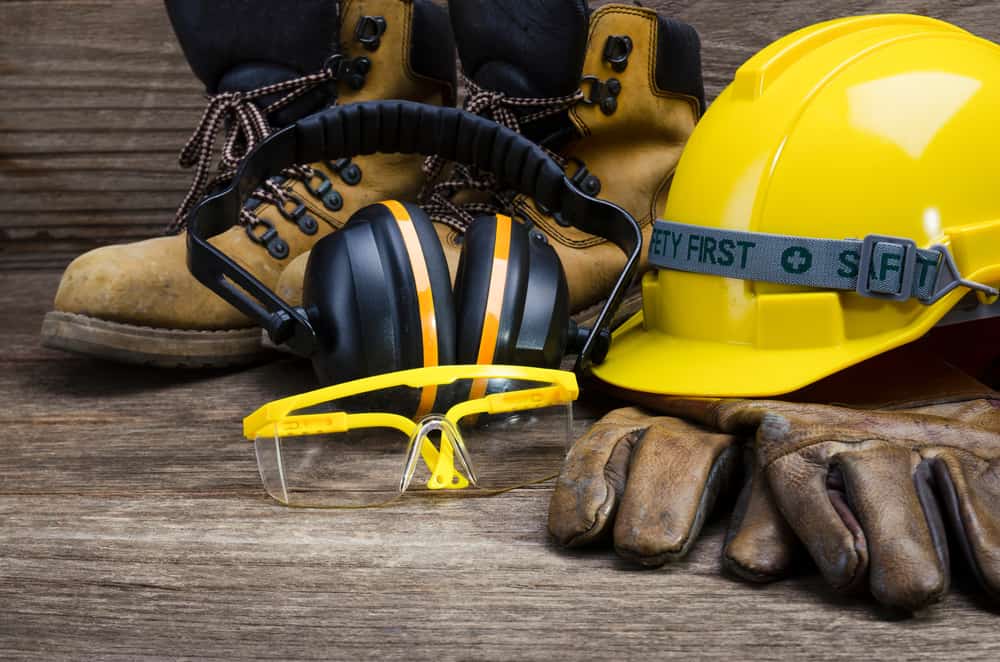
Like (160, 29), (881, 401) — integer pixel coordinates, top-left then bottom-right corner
(217, 63), (332, 128)
(166, 0), (340, 127)
(452, 0), (589, 100)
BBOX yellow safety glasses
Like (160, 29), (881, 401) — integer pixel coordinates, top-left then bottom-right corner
(243, 365), (580, 508)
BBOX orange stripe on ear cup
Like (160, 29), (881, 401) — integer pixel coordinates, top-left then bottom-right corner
(383, 200), (438, 417)
(469, 215), (513, 401)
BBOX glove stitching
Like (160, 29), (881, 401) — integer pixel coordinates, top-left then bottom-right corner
(760, 430), (879, 471)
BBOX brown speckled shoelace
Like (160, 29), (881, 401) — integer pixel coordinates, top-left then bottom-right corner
(419, 74), (583, 233)
(167, 63), (343, 235)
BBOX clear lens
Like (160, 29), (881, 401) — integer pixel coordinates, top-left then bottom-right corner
(453, 403), (573, 491)
(253, 374), (575, 508)
(255, 427), (409, 508)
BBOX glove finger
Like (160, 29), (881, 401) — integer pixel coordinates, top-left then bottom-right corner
(764, 450), (870, 592)
(613, 417), (739, 566)
(548, 408), (646, 547)
(837, 446), (948, 611)
(931, 451), (1000, 600)
(722, 449), (800, 583)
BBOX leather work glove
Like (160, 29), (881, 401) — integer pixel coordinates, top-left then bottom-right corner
(547, 406), (798, 579)
(549, 349), (1000, 611)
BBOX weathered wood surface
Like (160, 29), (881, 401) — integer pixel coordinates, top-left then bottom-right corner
(5, 273), (1000, 659)
(4, 1), (1000, 659)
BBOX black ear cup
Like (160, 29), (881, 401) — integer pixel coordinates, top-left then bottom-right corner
(454, 215), (569, 371)
(303, 201), (457, 385)
(516, 227), (570, 368)
(453, 214), (528, 366)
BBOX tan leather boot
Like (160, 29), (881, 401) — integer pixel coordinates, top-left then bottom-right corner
(278, 2), (703, 315)
(276, 0), (593, 306)
(41, 0), (455, 367)
(278, 0), (705, 322)
(515, 4), (703, 311)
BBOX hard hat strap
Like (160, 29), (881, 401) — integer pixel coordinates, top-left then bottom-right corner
(650, 220), (998, 305)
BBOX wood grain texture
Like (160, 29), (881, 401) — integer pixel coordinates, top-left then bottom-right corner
(4, 272), (1000, 659)
(4, 2), (1000, 659)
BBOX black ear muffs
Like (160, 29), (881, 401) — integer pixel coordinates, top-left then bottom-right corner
(186, 101), (642, 383)
(305, 202), (567, 386)
(304, 201), (456, 385)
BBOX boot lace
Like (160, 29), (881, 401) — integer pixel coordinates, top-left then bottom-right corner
(419, 74), (583, 233)
(167, 58), (350, 235)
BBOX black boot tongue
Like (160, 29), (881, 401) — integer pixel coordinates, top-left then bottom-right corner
(217, 64), (331, 127)
(166, 0), (340, 127)
(451, 0), (589, 99)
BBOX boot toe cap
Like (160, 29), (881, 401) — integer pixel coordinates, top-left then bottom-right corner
(53, 236), (248, 329)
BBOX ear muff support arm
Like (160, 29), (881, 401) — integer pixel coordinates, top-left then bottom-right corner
(186, 100), (641, 373)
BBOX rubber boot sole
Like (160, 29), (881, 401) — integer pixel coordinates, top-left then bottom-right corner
(40, 311), (270, 368)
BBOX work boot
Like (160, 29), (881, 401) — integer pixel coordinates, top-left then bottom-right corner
(514, 2), (705, 311)
(277, 0), (704, 315)
(275, 0), (591, 304)
(41, 0), (456, 367)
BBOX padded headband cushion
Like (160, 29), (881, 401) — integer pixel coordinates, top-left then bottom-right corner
(289, 102), (568, 211)
(206, 100), (629, 255)
(304, 202), (456, 385)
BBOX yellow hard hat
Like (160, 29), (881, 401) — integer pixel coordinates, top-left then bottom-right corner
(593, 14), (1000, 398)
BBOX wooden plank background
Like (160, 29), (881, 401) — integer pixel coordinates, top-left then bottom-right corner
(3, 1), (1000, 659)
(3, 0), (1000, 270)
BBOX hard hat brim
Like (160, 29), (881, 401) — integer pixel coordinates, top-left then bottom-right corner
(591, 306), (956, 398)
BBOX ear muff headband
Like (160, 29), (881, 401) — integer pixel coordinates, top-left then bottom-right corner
(186, 100), (642, 374)
(382, 200), (439, 415)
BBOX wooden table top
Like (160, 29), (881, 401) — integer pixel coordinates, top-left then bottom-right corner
(3, 1), (1000, 659)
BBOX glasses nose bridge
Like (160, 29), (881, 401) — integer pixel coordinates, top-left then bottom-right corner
(412, 414), (460, 450)
(399, 415), (478, 493)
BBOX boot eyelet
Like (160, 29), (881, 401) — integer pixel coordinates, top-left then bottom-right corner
(348, 73), (367, 91)
(324, 190), (344, 211)
(328, 158), (362, 185)
(567, 158), (602, 197)
(353, 57), (372, 76)
(246, 219), (289, 259)
(323, 53), (346, 77)
(268, 238), (290, 260)
(603, 35), (633, 72)
(355, 15), (387, 51)
(298, 215), (319, 235)
(324, 54), (371, 90)
(277, 196), (307, 221)
(581, 175), (601, 196)
(340, 163), (362, 186)
(304, 169), (332, 198)
(246, 219), (277, 245)
(348, 57), (372, 90)
(581, 75), (621, 116)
